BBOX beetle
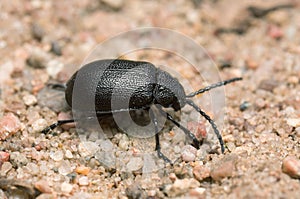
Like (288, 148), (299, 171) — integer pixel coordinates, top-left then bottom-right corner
(42, 59), (242, 164)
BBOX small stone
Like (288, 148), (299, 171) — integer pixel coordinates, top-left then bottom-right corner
(0, 151), (10, 162)
(282, 156), (300, 179)
(10, 152), (28, 167)
(35, 180), (52, 193)
(50, 150), (64, 162)
(193, 165), (210, 181)
(0, 162), (12, 175)
(101, 0), (124, 10)
(65, 150), (73, 159)
(25, 162), (40, 175)
(240, 101), (251, 111)
(258, 79), (278, 92)
(32, 119), (48, 133)
(181, 145), (197, 162)
(50, 41), (62, 56)
(78, 176), (89, 186)
(246, 59), (259, 70)
(125, 183), (146, 199)
(61, 182), (73, 194)
(58, 160), (73, 175)
(126, 157), (143, 172)
(78, 141), (99, 157)
(189, 187), (206, 197)
(98, 139), (114, 152)
(268, 25), (284, 39)
(286, 118), (300, 128)
(27, 48), (50, 68)
(0, 112), (22, 140)
(118, 134), (129, 150)
(23, 94), (37, 106)
(75, 166), (90, 175)
(94, 151), (116, 169)
(46, 60), (64, 79)
(31, 23), (44, 42)
(166, 178), (200, 197)
(210, 154), (238, 181)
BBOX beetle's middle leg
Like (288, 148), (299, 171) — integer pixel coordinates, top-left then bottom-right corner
(156, 108), (200, 149)
(149, 109), (172, 165)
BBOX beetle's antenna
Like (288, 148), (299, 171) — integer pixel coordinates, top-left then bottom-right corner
(186, 99), (225, 153)
(186, 77), (242, 98)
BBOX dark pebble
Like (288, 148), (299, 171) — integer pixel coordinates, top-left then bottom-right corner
(240, 101), (251, 111)
(50, 41), (62, 56)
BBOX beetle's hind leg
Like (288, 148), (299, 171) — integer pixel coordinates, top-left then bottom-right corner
(41, 119), (75, 134)
(149, 109), (173, 165)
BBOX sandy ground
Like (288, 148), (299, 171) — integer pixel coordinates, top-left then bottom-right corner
(0, 0), (300, 198)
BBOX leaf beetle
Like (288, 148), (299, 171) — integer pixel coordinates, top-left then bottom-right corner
(42, 59), (242, 164)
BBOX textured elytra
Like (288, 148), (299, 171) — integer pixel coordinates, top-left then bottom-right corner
(65, 59), (186, 113)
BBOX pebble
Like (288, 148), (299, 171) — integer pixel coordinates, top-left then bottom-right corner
(31, 118), (48, 133)
(258, 79), (279, 92)
(58, 160), (73, 175)
(282, 156), (300, 179)
(26, 48), (50, 68)
(0, 112), (22, 140)
(165, 178), (200, 197)
(50, 150), (64, 162)
(61, 182), (73, 194)
(75, 166), (90, 175)
(210, 154), (238, 181)
(189, 187), (206, 197)
(35, 180), (52, 193)
(0, 151), (10, 162)
(246, 59), (259, 70)
(65, 150), (73, 159)
(94, 151), (116, 169)
(31, 23), (45, 41)
(98, 139), (114, 152)
(46, 60), (64, 79)
(286, 118), (300, 128)
(0, 162), (12, 175)
(37, 87), (66, 112)
(118, 134), (129, 150)
(268, 25), (284, 39)
(78, 141), (99, 157)
(125, 183), (146, 199)
(240, 101), (251, 111)
(50, 41), (62, 56)
(10, 152), (29, 167)
(78, 176), (89, 186)
(181, 145), (197, 162)
(101, 0), (124, 10)
(126, 157), (143, 172)
(193, 165), (210, 181)
(23, 94), (37, 106)
(25, 162), (40, 175)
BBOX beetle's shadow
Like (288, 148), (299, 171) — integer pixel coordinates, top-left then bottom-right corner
(74, 109), (178, 142)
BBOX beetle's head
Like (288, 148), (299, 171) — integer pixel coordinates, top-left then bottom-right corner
(154, 70), (186, 111)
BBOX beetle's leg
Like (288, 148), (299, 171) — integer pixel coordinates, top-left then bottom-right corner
(186, 77), (242, 97)
(186, 99), (225, 153)
(47, 83), (66, 91)
(149, 109), (173, 165)
(158, 109), (201, 149)
(41, 119), (75, 134)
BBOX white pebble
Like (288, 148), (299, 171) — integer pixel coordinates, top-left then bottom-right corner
(61, 182), (73, 193)
(23, 94), (37, 106)
(31, 119), (48, 133)
(50, 150), (64, 162)
(78, 176), (89, 186)
(65, 150), (73, 159)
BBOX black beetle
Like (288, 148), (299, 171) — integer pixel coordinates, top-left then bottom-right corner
(42, 59), (242, 164)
